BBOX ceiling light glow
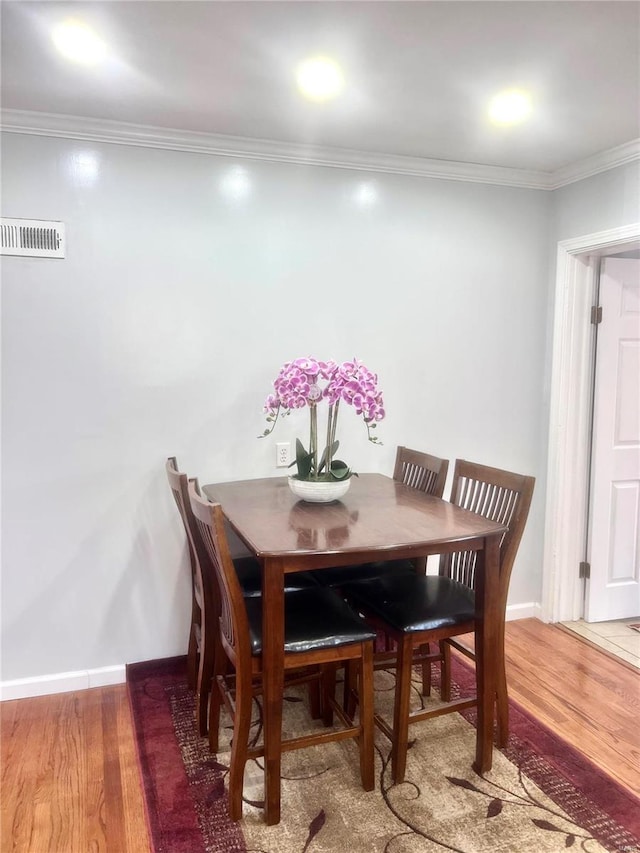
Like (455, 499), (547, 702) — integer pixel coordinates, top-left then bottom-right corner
(353, 182), (378, 207)
(219, 166), (252, 202)
(488, 89), (532, 126)
(52, 19), (107, 65)
(69, 151), (100, 185)
(296, 57), (344, 102)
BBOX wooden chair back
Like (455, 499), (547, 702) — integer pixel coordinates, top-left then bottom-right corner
(166, 457), (199, 583)
(393, 446), (449, 498)
(188, 479), (252, 666)
(440, 459), (535, 608)
(166, 457), (208, 699)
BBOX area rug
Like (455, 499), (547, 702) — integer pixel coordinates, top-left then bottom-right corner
(127, 656), (640, 853)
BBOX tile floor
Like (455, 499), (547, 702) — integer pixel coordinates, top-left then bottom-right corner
(561, 617), (640, 669)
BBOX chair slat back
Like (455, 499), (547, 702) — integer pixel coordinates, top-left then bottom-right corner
(188, 480), (252, 662)
(393, 446), (449, 498)
(440, 460), (535, 607)
(166, 457), (201, 602)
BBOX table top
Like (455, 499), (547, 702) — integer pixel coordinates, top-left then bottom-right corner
(203, 474), (507, 565)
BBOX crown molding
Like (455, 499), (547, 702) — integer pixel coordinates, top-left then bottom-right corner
(0, 109), (549, 189)
(1, 109), (638, 191)
(548, 139), (640, 189)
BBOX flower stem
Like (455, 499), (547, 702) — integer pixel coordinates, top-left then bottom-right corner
(325, 405), (334, 476)
(331, 400), (340, 447)
(330, 400), (340, 464)
(310, 403), (318, 479)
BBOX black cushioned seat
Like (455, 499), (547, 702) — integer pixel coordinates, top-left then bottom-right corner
(342, 574), (475, 634)
(310, 559), (417, 589)
(234, 556), (319, 597)
(245, 587), (376, 656)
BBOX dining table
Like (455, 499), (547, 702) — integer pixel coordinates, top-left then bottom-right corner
(203, 472), (507, 825)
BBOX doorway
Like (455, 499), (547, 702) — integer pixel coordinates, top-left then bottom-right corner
(542, 223), (640, 626)
(561, 251), (640, 666)
(585, 255), (640, 622)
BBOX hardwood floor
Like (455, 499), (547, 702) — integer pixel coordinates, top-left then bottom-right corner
(1, 618), (638, 851)
(504, 618), (640, 796)
(1, 684), (150, 853)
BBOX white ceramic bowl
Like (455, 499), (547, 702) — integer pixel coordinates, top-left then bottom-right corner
(288, 476), (351, 503)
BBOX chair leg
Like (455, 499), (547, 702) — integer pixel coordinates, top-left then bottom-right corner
(308, 678), (322, 720)
(440, 640), (451, 702)
(391, 634), (414, 784)
(358, 643), (375, 791)
(208, 653), (228, 752)
(420, 643), (432, 696)
(322, 664), (337, 726)
(187, 624), (199, 691)
(196, 631), (215, 737)
(228, 667), (253, 822)
(343, 660), (357, 718)
(495, 621), (509, 747)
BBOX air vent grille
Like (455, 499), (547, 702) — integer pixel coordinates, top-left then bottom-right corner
(1, 218), (65, 258)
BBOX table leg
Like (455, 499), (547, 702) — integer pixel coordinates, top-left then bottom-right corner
(262, 556), (285, 824)
(473, 533), (500, 774)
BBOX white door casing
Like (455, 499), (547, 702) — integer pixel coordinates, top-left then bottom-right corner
(586, 259), (640, 620)
(542, 223), (640, 624)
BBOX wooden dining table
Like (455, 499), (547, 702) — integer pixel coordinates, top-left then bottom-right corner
(204, 473), (507, 825)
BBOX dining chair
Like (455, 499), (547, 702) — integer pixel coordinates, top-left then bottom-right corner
(389, 458), (535, 705)
(188, 479), (376, 821)
(167, 458), (323, 736)
(341, 460), (534, 782)
(435, 460), (535, 746)
(165, 457), (202, 692)
(311, 446), (449, 588)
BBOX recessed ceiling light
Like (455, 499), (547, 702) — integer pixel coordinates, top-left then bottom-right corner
(488, 89), (533, 126)
(296, 57), (344, 102)
(52, 19), (107, 65)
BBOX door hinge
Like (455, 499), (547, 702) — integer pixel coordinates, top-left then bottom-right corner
(579, 561), (591, 579)
(590, 305), (602, 325)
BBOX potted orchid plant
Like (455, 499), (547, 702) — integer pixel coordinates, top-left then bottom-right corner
(260, 357), (385, 500)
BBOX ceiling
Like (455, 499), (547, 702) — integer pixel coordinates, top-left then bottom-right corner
(1, 1), (639, 176)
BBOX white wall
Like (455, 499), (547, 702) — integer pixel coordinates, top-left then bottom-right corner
(1, 131), (551, 682)
(553, 160), (640, 242)
(535, 162), (640, 537)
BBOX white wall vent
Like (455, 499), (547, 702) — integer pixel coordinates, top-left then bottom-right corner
(1, 218), (65, 258)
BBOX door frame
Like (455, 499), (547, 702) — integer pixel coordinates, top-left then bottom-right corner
(541, 223), (640, 623)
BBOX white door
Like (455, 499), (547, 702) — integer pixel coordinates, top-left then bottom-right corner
(586, 257), (640, 621)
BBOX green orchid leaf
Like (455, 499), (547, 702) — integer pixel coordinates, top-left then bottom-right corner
(294, 438), (314, 479)
(297, 456), (313, 479)
(330, 460), (350, 480)
(318, 440), (340, 473)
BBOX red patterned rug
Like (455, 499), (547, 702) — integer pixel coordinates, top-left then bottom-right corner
(127, 656), (640, 853)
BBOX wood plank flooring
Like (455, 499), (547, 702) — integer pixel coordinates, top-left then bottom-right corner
(504, 618), (640, 796)
(1, 685), (150, 853)
(1, 618), (638, 852)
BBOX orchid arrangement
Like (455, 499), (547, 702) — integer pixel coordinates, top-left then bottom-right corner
(261, 357), (385, 481)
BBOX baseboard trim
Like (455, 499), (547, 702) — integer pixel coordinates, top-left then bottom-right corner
(506, 602), (542, 621)
(0, 664), (126, 701)
(1, 606), (540, 701)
